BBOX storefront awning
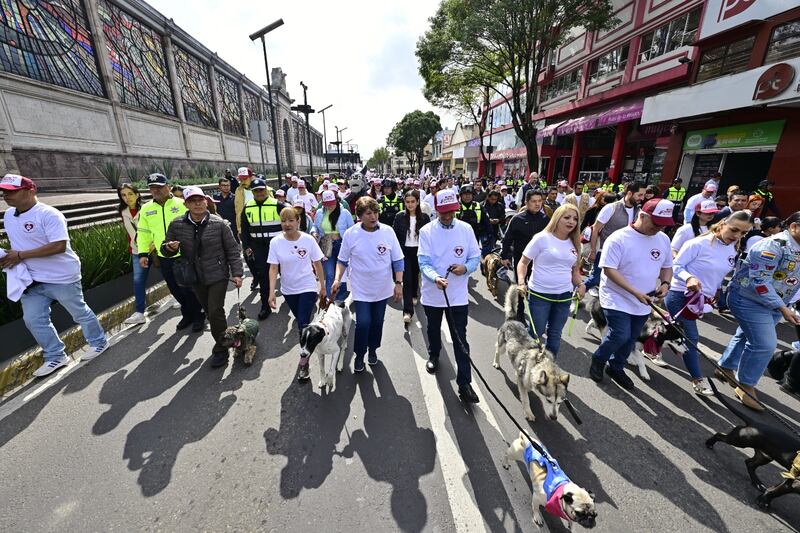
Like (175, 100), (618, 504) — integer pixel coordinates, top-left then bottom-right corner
(535, 121), (565, 140)
(552, 99), (644, 137)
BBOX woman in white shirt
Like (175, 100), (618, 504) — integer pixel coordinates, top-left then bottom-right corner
(666, 211), (752, 395)
(332, 197), (404, 372)
(671, 199), (718, 257)
(516, 204), (586, 357)
(392, 190), (431, 325)
(117, 184), (149, 325)
(267, 207), (326, 381)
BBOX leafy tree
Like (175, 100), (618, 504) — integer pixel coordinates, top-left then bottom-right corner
(367, 147), (391, 173)
(417, 0), (616, 173)
(387, 110), (442, 173)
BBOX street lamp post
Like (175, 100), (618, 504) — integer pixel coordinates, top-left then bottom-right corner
(336, 126), (347, 174)
(486, 108), (495, 179)
(249, 19), (284, 177)
(319, 104), (332, 173)
(291, 82), (315, 177)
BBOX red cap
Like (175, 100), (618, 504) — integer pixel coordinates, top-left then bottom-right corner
(321, 190), (337, 206)
(0, 174), (36, 191)
(641, 198), (676, 226)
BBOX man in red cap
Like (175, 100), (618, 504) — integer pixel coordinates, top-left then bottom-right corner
(0, 174), (108, 376)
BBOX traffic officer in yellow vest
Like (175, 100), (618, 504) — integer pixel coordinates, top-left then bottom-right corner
(378, 178), (404, 225)
(137, 173), (205, 331)
(665, 178), (686, 206)
(755, 179), (781, 218)
(241, 177), (285, 320)
(456, 185), (492, 255)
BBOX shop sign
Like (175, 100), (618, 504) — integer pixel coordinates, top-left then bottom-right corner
(754, 63), (795, 100)
(683, 120), (785, 151)
(699, 0), (791, 40)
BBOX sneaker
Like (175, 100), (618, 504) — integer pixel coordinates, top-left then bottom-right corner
(124, 312), (146, 325)
(605, 366), (635, 391)
(250, 280), (260, 292)
(33, 357), (69, 377)
(297, 363), (310, 381)
(692, 380), (714, 396)
(792, 341), (800, 351)
(191, 314), (206, 332)
(210, 351), (229, 368)
(176, 316), (193, 331)
(403, 313), (412, 325)
(368, 351), (379, 366)
(644, 352), (668, 367)
(82, 342), (108, 361)
(589, 358), (605, 383)
(354, 356), (365, 373)
(458, 384), (480, 404)
(258, 307), (272, 321)
(412, 298), (419, 306)
(171, 301), (181, 310)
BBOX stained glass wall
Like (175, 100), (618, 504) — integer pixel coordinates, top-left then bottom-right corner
(98, 0), (174, 115)
(0, 0), (104, 96)
(261, 98), (274, 141)
(173, 46), (216, 128)
(242, 90), (259, 135)
(216, 72), (243, 136)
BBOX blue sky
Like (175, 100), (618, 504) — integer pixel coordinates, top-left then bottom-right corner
(147, 0), (452, 158)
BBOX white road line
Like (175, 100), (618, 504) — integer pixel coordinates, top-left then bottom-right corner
(410, 349), (488, 533)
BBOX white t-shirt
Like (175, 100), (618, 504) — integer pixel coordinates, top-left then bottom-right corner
(671, 223), (708, 254)
(267, 233), (324, 295)
(418, 219), (481, 307)
(683, 192), (709, 223)
(522, 232), (578, 294)
(286, 186), (299, 204)
(295, 192), (317, 214)
(555, 192), (566, 205)
(503, 194), (515, 208)
(4, 202), (82, 284)
(405, 215), (419, 247)
(599, 226), (673, 315)
(671, 234), (736, 298)
(338, 223), (403, 302)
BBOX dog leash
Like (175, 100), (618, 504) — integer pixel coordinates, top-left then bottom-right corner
(522, 288), (582, 337)
(439, 269), (575, 468)
(645, 295), (800, 439)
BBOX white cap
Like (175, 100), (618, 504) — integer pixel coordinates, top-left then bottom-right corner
(183, 186), (205, 200)
(329, 183), (339, 192)
(275, 189), (285, 197)
(698, 199), (720, 213)
(293, 199), (305, 207)
(237, 166), (251, 177)
(297, 179), (306, 188)
(435, 189), (460, 213)
(322, 190), (337, 205)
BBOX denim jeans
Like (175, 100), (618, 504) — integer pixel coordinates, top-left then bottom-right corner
(665, 290), (702, 379)
(353, 299), (388, 361)
(323, 238), (349, 301)
(424, 304), (471, 386)
(284, 292), (318, 332)
(583, 251), (602, 290)
(527, 291), (572, 356)
(592, 308), (649, 372)
(719, 288), (782, 387)
(159, 256), (203, 321)
(20, 281), (107, 363)
(131, 254), (150, 314)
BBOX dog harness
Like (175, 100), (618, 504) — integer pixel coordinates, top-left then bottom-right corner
(523, 443), (571, 520)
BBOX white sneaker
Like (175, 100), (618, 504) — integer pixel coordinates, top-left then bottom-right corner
(33, 357), (69, 377)
(792, 341), (800, 351)
(645, 352), (669, 367)
(124, 312), (146, 325)
(81, 342), (109, 361)
(171, 301), (181, 310)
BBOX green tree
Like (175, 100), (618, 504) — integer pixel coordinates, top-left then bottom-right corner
(387, 110), (442, 173)
(367, 147), (391, 173)
(417, 0), (616, 173)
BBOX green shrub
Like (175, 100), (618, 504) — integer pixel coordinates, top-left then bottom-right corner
(160, 159), (175, 179)
(0, 222), (132, 326)
(97, 162), (122, 189)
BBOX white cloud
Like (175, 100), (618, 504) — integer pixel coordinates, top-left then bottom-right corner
(147, 0), (454, 161)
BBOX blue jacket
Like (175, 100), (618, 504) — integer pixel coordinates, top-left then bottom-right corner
(313, 207), (354, 238)
(730, 230), (800, 309)
(524, 443), (571, 501)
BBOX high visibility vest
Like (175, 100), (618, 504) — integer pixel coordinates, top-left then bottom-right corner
(666, 186), (686, 202)
(244, 198), (281, 239)
(379, 194), (402, 213)
(505, 177), (515, 187)
(137, 197), (187, 258)
(538, 179), (547, 189)
(755, 188), (773, 203)
(601, 183), (615, 192)
(616, 183), (626, 193)
(457, 201), (483, 224)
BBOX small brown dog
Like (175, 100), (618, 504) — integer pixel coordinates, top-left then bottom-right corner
(221, 307), (259, 365)
(481, 252), (503, 297)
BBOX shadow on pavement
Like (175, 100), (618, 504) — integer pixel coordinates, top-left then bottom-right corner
(339, 367), (436, 533)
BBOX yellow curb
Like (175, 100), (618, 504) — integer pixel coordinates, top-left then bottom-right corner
(0, 282), (172, 396)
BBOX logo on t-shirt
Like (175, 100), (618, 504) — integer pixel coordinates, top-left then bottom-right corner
(23, 222), (34, 232)
(728, 255), (735, 267)
(296, 248), (307, 258)
(377, 244), (388, 256)
(454, 246), (464, 257)
(650, 249), (662, 261)
(786, 277), (799, 287)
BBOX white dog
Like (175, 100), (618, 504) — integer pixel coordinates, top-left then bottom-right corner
(299, 300), (352, 393)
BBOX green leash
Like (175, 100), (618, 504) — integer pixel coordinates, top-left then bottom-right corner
(521, 288), (581, 338)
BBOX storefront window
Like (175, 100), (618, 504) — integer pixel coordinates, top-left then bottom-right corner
(541, 67), (582, 102)
(697, 36), (755, 82)
(766, 21), (800, 64)
(589, 43), (630, 83)
(639, 9), (701, 63)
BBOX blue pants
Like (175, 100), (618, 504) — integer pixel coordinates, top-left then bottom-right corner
(353, 299), (388, 361)
(527, 291), (572, 357)
(20, 281), (107, 363)
(719, 288), (782, 387)
(583, 251), (602, 290)
(284, 292), (318, 332)
(131, 254), (150, 314)
(160, 256), (203, 321)
(424, 304), (471, 387)
(592, 308), (649, 372)
(665, 290), (702, 379)
(323, 238), (349, 301)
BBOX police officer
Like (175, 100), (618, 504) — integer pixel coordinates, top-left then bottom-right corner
(137, 173), (204, 331)
(241, 178), (285, 320)
(665, 178), (687, 208)
(456, 185), (491, 251)
(378, 178), (404, 225)
(755, 179), (781, 218)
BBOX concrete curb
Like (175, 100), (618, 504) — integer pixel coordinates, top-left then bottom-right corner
(0, 281), (172, 396)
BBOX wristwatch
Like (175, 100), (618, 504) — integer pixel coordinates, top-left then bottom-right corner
(395, 280), (403, 285)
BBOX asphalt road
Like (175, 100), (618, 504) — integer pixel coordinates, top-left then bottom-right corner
(1, 273), (799, 532)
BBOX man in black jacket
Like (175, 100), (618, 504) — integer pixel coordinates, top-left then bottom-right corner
(501, 188), (548, 270)
(481, 190), (505, 253)
(213, 178), (237, 241)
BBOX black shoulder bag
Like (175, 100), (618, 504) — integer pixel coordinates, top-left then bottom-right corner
(174, 221), (206, 287)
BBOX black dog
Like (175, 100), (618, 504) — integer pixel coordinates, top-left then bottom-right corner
(706, 379), (800, 508)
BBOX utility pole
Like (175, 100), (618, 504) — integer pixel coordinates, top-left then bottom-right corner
(291, 82), (315, 177)
(249, 19), (284, 177)
(319, 104), (332, 173)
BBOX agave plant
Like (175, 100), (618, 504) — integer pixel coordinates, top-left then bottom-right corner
(97, 162), (123, 189)
(125, 166), (139, 184)
(160, 159), (175, 180)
